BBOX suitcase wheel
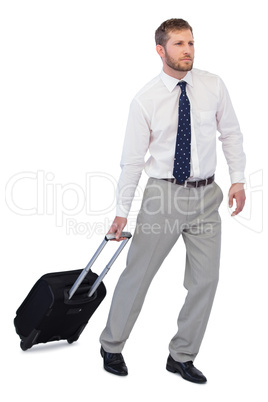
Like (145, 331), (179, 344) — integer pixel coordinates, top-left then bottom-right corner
(20, 341), (28, 351)
(20, 329), (40, 351)
(67, 338), (76, 344)
(67, 334), (80, 344)
(67, 323), (87, 344)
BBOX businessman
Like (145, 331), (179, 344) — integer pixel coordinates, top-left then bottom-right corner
(99, 18), (246, 383)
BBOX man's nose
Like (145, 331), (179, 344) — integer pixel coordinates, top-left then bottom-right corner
(183, 45), (191, 54)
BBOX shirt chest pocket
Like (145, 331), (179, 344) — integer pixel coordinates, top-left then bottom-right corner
(199, 110), (216, 124)
(193, 110), (217, 137)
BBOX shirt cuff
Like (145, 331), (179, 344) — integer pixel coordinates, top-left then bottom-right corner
(116, 204), (129, 219)
(230, 171), (246, 184)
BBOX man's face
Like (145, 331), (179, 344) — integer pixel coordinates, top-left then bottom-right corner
(157, 29), (195, 77)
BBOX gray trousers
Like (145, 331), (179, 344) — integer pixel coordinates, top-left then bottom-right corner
(100, 178), (223, 362)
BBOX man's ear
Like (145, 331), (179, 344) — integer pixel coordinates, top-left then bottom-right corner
(156, 44), (165, 59)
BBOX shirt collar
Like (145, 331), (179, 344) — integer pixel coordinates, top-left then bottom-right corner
(160, 70), (193, 92)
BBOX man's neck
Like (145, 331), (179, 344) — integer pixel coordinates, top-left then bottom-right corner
(163, 65), (189, 80)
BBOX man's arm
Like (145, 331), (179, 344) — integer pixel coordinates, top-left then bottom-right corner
(107, 98), (151, 240)
(216, 78), (246, 216)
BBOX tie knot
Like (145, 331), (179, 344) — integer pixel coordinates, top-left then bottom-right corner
(178, 81), (187, 92)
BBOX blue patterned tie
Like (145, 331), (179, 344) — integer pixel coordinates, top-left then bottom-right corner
(173, 81), (191, 184)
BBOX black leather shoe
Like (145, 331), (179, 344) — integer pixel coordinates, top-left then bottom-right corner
(166, 355), (207, 384)
(100, 347), (128, 376)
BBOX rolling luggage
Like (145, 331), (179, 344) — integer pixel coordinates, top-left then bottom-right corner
(14, 232), (132, 351)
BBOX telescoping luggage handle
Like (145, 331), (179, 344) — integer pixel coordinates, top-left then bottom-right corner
(68, 232), (132, 300)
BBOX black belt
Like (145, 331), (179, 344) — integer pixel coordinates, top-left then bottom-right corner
(162, 175), (215, 188)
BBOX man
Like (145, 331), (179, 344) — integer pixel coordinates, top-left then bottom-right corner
(99, 18), (246, 384)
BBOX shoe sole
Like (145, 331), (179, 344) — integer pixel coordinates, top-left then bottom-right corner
(103, 366), (128, 376)
(166, 364), (207, 384)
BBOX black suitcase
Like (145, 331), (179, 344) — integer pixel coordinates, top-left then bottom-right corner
(14, 232), (132, 351)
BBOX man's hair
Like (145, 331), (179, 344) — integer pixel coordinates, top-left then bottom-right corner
(155, 18), (193, 47)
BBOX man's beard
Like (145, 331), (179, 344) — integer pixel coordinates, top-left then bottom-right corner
(165, 52), (193, 72)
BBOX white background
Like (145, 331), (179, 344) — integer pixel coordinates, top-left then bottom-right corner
(1, 0), (267, 400)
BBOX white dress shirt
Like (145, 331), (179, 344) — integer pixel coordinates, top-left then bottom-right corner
(116, 69), (246, 218)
